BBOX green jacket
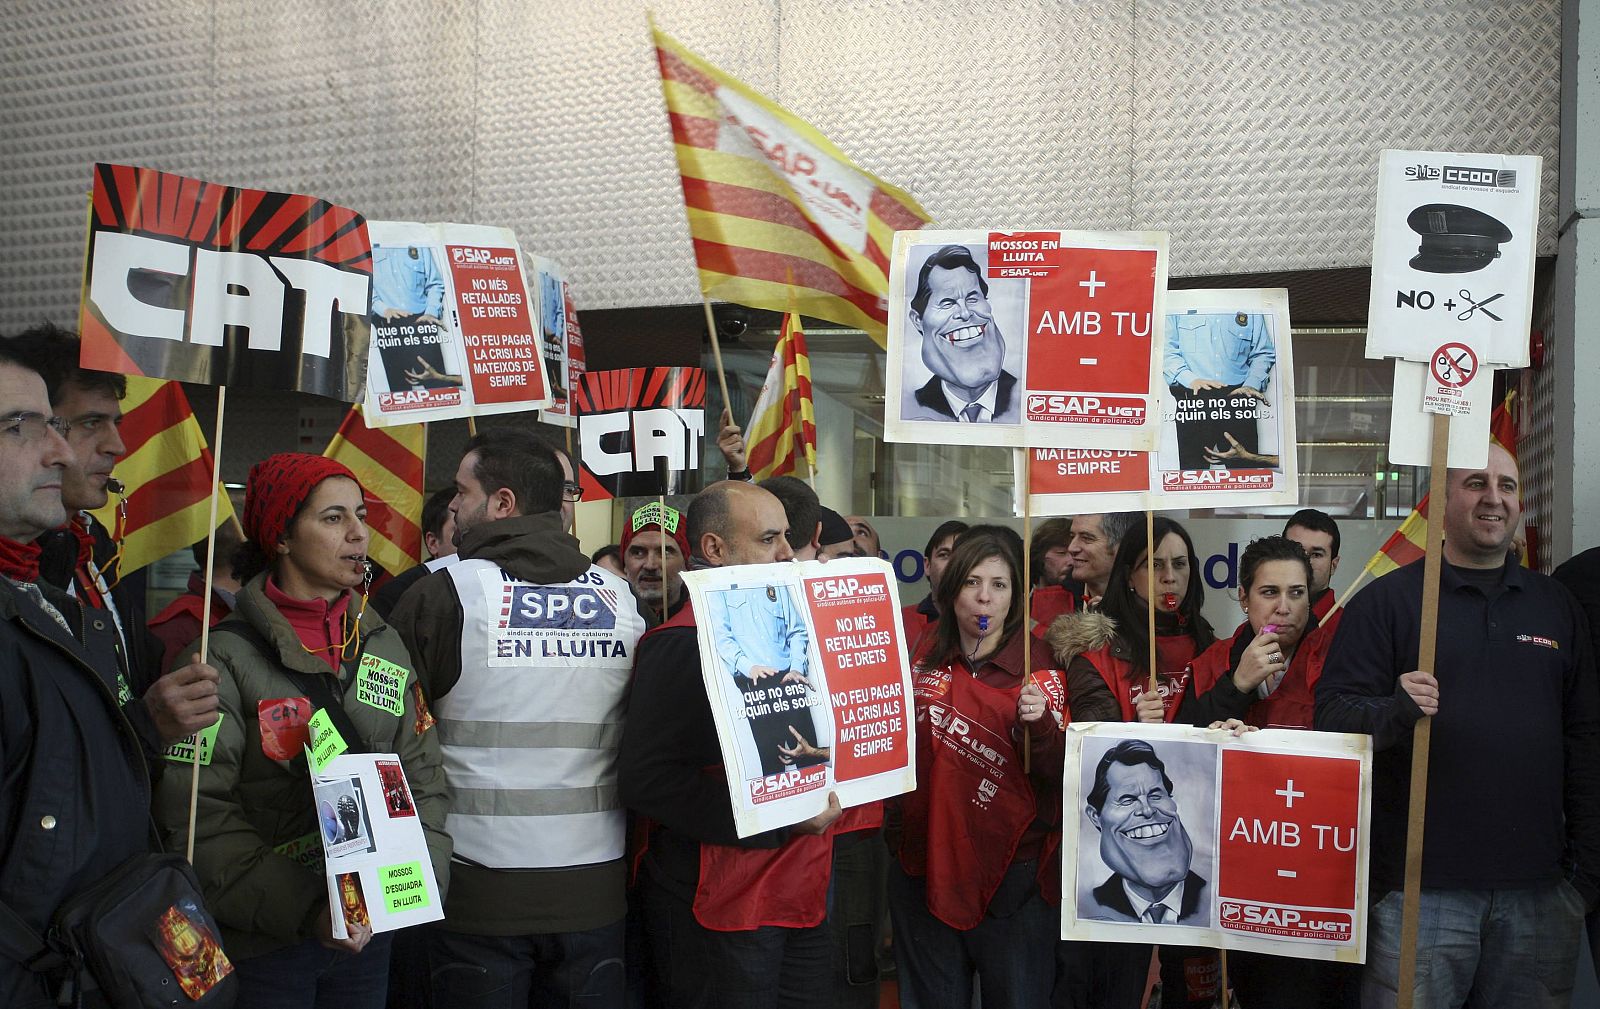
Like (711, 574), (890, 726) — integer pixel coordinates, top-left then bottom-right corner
(154, 575), (452, 959)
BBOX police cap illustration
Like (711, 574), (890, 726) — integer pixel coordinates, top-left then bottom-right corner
(1406, 204), (1512, 274)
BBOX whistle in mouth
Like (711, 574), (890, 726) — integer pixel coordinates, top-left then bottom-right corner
(978, 615), (990, 632)
(1262, 624), (1279, 635)
(1160, 592), (1178, 611)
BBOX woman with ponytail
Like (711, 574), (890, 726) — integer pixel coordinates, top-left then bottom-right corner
(889, 527), (1069, 1009)
(155, 452), (450, 1009)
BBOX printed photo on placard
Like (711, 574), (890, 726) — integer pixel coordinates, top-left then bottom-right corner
(315, 776), (376, 859)
(885, 229), (1168, 451)
(377, 759), (416, 819)
(680, 557), (918, 837)
(1076, 735), (1219, 928)
(336, 871), (371, 930)
(703, 582), (833, 792)
(369, 241), (465, 413)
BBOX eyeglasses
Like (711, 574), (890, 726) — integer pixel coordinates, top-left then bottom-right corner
(0, 412), (70, 442)
(562, 481), (584, 501)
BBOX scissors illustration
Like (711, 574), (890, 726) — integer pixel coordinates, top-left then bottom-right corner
(1457, 290), (1504, 322)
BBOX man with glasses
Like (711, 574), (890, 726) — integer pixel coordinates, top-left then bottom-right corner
(0, 341), (158, 1007)
(8, 324), (219, 753)
(393, 429), (650, 1009)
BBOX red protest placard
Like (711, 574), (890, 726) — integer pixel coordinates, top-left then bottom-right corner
(1024, 247), (1159, 408)
(1031, 447), (1148, 495)
(1217, 749), (1362, 944)
(444, 243), (546, 406)
(801, 569), (912, 783)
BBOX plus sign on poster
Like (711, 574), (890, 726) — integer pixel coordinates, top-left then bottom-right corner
(884, 229), (1168, 451)
(1218, 749), (1363, 944)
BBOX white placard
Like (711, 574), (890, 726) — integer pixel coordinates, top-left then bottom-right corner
(1366, 149), (1540, 368)
(1389, 359), (1491, 468)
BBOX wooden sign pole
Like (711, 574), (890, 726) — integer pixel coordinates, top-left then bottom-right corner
(186, 387), (228, 863)
(1145, 509), (1158, 692)
(1396, 411), (1450, 1009)
(1020, 457), (1033, 774)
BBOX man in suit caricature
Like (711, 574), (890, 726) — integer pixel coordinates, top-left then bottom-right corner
(902, 245), (1019, 424)
(1084, 739), (1209, 926)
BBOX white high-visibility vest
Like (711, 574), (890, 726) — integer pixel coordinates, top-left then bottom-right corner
(439, 559), (646, 868)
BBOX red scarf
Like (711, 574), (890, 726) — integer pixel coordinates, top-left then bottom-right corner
(0, 535), (41, 582)
(263, 578), (352, 671)
(67, 516), (103, 608)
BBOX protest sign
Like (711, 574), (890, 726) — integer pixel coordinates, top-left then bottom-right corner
(1018, 289), (1297, 512)
(79, 164), (371, 402)
(534, 259), (587, 428)
(1387, 358), (1492, 469)
(1062, 722), (1371, 962)
(884, 229), (1168, 451)
(1366, 150), (1540, 368)
(313, 752), (443, 938)
(680, 557), (917, 837)
(363, 221), (551, 425)
(575, 367), (705, 500)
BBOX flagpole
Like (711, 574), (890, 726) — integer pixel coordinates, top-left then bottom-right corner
(1396, 413), (1450, 1009)
(186, 385), (228, 863)
(700, 299), (734, 415)
(1323, 565), (1373, 618)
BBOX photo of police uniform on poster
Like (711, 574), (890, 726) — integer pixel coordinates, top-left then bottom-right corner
(1154, 288), (1297, 504)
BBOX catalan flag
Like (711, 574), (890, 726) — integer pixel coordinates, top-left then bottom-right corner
(1363, 393), (1522, 578)
(653, 23), (931, 346)
(747, 312), (817, 480)
(323, 407), (426, 576)
(90, 377), (235, 575)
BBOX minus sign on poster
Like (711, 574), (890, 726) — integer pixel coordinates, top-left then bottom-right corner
(1080, 358), (1098, 365)
(1277, 869), (1298, 878)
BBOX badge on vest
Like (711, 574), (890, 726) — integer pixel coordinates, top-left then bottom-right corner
(356, 655), (408, 716)
(259, 696), (313, 760)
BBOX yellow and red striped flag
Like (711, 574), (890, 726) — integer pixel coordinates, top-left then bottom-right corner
(90, 377), (235, 576)
(747, 312), (818, 479)
(652, 23), (931, 346)
(323, 407), (426, 576)
(1362, 393), (1522, 578)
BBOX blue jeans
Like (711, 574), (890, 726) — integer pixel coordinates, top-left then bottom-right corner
(887, 860), (1057, 1009)
(1363, 882), (1586, 1008)
(429, 921), (626, 1009)
(234, 932), (394, 1009)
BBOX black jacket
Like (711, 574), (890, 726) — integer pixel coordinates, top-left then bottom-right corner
(0, 578), (151, 1003)
(1089, 869), (1208, 925)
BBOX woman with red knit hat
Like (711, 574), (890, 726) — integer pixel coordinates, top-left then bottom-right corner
(154, 452), (450, 1009)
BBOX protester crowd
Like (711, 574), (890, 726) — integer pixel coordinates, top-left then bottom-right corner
(2, 323), (1598, 1009)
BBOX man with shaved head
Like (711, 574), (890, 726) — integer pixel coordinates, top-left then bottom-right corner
(1317, 442), (1600, 1008)
(621, 480), (842, 1008)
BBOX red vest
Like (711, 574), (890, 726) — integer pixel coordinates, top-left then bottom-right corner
(639, 602), (835, 932)
(1030, 585), (1076, 639)
(1189, 622), (1333, 730)
(899, 602), (937, 658)
(1082, 634), (1197, 723)
(897, 652), (1068, 929)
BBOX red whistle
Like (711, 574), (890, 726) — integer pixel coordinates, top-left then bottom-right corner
(1160, 593), (1179, 611)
